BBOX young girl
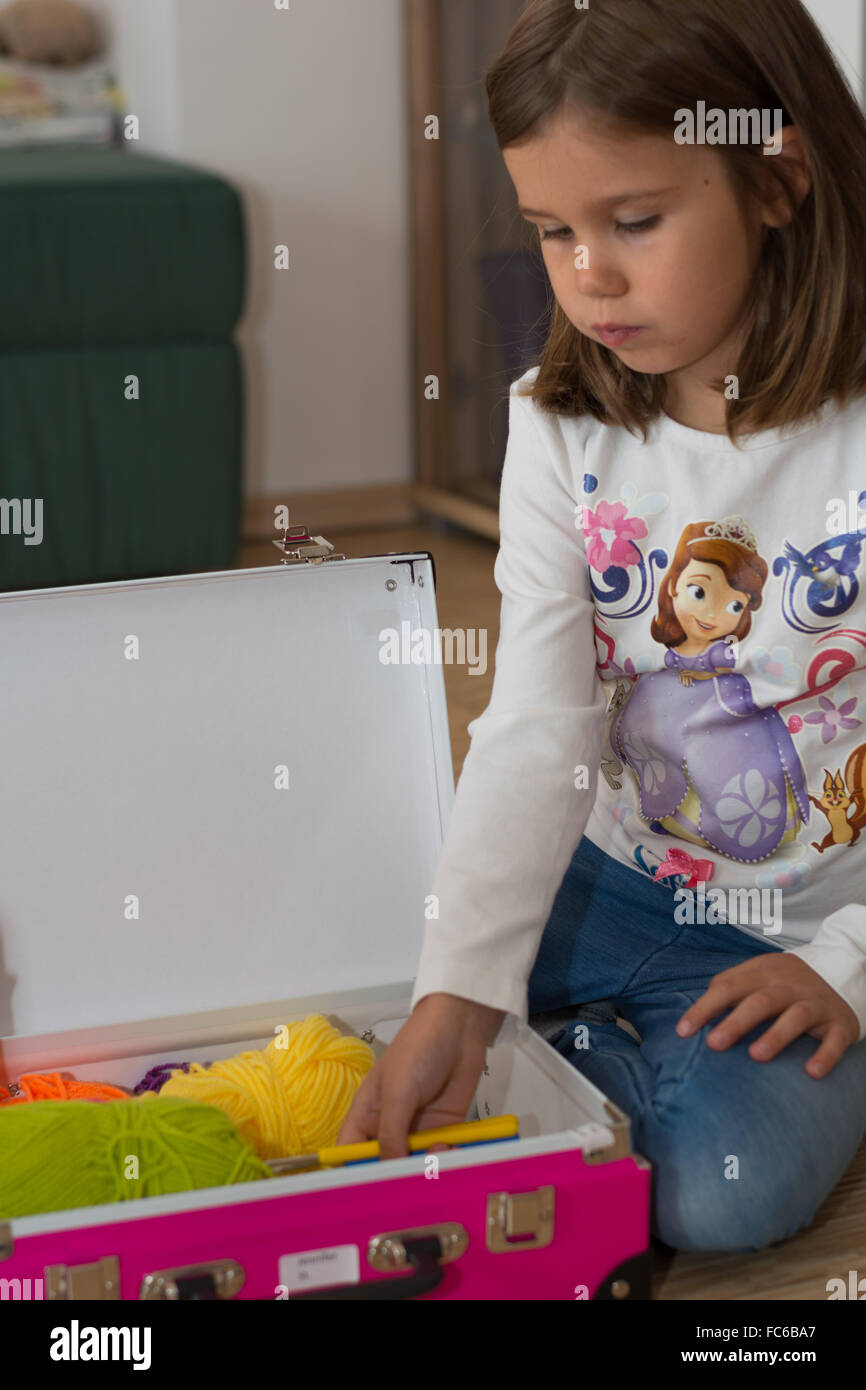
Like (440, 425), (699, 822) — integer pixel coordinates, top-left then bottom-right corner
(339, 0), (866, 1255)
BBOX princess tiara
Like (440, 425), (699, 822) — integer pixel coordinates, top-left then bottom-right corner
(686, 515), (758, 552)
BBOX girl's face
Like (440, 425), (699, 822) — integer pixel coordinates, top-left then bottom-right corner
(503, 107), (772, 386)
(670, 559), (750, 643)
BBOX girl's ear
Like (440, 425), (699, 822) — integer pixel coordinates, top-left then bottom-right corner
(758, 126), (812, 229)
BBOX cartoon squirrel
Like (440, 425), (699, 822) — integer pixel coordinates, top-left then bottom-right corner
(809, 740), (866, 852)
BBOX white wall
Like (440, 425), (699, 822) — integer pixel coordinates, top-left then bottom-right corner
(94, 0), (180, 173)
(93, 0), (411, 502)
(803, 0), (864, 100)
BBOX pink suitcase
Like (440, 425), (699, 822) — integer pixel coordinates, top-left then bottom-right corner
(0, 539), (651, 1301)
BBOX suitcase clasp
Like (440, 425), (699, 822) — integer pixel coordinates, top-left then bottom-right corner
(367, 1223), (468, 1272)
(272, 525), (345, 564)
(139, 1259), (245, 1301)
(486, 1185), (555, 1252)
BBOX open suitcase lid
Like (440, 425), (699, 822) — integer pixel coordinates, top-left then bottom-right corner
(0, 553), (454, 1038)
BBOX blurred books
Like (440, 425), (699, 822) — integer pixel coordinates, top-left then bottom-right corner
(0, 58), (122, 146)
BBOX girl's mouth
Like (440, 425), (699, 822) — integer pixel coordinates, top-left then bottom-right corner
(593, 325), (644, 347)
(695, 619), (715, 632)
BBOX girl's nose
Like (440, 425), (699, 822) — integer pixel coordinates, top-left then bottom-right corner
(574, 253), (628, 299)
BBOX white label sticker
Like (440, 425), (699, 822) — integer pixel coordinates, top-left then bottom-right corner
(279, 1244), (360, 1295)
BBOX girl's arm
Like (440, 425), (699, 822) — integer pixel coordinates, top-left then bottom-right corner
(409, 373), (608, 1048)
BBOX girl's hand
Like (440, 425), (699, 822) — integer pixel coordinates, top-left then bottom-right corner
(337, 993), (505, 1159)
(676, 953), (860, 1078)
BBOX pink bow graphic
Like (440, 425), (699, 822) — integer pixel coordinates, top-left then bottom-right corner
(653, 847), (715, 888)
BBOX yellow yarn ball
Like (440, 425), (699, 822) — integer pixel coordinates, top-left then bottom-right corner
(152, 1015), (375, 1160)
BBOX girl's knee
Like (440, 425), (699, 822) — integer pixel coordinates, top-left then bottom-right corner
(635, 1039), (866, 1253)
(638, 1107), (823, 1254)
(652, 1183), (812, 1254)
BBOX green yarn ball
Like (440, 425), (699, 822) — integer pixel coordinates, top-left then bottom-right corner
(0, 1098), (272, 1218)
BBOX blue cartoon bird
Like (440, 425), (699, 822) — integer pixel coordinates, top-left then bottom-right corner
(782, 539), (861, 595)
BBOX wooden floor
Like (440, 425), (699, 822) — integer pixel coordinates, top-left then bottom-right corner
(240, 521), (866, 1301)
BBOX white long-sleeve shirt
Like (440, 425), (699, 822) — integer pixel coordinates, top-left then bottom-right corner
(410, 366), (866, 1046)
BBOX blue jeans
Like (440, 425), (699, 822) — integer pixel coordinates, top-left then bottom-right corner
(527, 835), (866, 1254)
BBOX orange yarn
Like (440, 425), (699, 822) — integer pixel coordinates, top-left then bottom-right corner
(0, 1073), (129, 1106)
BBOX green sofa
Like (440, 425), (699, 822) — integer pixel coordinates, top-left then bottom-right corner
(0, 144), (245, 590)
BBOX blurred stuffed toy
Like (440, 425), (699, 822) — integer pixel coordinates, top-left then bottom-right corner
(0, 0), (103, 67)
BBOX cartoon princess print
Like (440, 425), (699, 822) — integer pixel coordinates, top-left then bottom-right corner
(609, 516), (810, 864)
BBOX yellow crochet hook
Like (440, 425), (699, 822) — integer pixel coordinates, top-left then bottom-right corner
(266, 1114), (519, 1175)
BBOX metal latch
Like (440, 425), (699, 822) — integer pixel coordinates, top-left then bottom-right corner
(272, 524), (346, 564)
(45, 1256), (120, 1300)
(487, 1185), (555, 1252)
(139, 1259), (244, 1300)
(367, 1223), (468, 1272)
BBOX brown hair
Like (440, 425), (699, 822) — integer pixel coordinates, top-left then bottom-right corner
(485, 0), (866, 443)
(653, 524), (768, 646)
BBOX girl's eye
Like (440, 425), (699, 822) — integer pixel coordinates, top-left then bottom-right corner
(726, 599), (745, 614)
(539, 215), (660, 242)
(686, 584), (706, 600)
(615, 215), (661, 235)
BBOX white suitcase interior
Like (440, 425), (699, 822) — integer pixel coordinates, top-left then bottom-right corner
(0, 985), (631, 1227)
(0, 557), (632, 1219)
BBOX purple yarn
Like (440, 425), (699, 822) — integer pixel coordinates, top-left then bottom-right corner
(132, 1062), (193, 1095)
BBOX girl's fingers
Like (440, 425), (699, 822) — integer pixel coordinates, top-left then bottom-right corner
(675, 957), (857, 1074)
(377, 1075), (427, 1160)
(804, 1024), (851, 1079)
(744, 1000), (824, 1061)
(703, 990), (786, 1049)
(677, 977), (743, 1035)
(335, 1068), (383, 1146)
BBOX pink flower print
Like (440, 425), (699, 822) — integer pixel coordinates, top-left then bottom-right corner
(803, 695), (860, 744)
(582, 500), (648, 573)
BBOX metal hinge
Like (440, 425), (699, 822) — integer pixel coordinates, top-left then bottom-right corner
(571, 1120), (631, 1165)
(45, 1255), (120, 1300)
(272, 525), (346, 565)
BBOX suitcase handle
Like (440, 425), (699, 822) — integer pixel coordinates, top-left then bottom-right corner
(284, 1235), (446, 1301)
